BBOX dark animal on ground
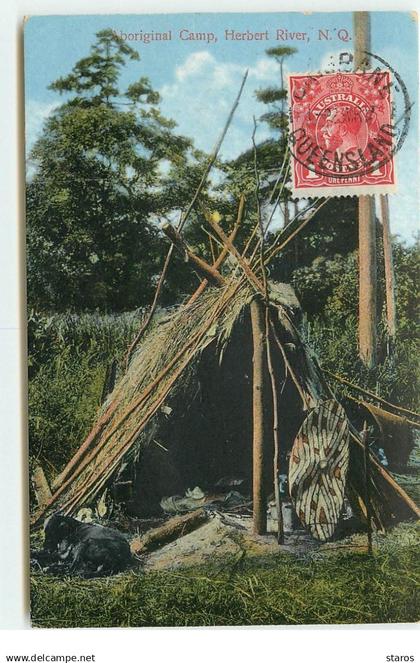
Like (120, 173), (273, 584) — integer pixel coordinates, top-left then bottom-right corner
(31, 513), (132, 578)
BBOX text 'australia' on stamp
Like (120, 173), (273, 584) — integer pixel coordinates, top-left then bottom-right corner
(288, 70), (397, 197)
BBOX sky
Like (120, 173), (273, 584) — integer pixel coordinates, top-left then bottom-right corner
(24, 11), (419, 242)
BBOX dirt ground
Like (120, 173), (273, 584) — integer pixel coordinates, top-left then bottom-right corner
(137, 511), (420, 572)
(138, 511), (374, 571)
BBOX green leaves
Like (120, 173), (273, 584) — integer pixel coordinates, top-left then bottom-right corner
(49, 29), (139, 103)
(126, 78), (160, 104)
(255, 87), (287, 105)
(265, 46), (298, 60)
(27, 29), (197, 311)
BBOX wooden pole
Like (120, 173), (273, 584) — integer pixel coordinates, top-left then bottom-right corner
(380, 195), (397, 346)
(187, 195), (245, 306)
(265, 309), (284, 544)
(354, 12), (377, 369)
(362, 421), (373, 554)
(250, 298), (267, 535)
(358, 195), (377, 368)
(252, 116), (282, 543)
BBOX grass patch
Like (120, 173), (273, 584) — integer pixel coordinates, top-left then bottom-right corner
(31, 535), (419, 628)
(28, 310), (143, 486)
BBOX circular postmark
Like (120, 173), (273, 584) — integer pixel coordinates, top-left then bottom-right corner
(287, 52), (411, 185)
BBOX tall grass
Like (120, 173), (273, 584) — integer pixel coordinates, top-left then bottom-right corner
(28, 310), (145, 485)
(31, 524), (420, 627)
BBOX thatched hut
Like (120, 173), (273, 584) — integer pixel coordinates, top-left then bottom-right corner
(31, 268), (419, 542)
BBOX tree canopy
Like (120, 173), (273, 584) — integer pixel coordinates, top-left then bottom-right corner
(27, 29), (202, 311)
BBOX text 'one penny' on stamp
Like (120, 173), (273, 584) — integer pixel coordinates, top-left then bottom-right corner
(288, 71), (398, 197)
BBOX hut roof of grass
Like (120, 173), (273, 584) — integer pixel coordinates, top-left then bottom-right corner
(38, 279), (260, 517)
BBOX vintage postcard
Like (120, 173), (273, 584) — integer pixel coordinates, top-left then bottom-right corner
(25, 12), (419, 628)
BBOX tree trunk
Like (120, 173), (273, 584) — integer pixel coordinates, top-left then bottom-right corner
(353, 11), (370, 70)
(354, 12), (377, 369)
(380, 195), (397, 344)
(250, 298), (267, 534)
(358, 196), (377, 368)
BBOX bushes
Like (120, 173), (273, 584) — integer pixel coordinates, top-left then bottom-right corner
(28, 310), (143, 484)
(27, 239), (419, 495)
(29, 352), (106, 475)
(296, 243), (420, 410)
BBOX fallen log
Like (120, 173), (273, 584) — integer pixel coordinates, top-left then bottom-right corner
(130, 508), (208, 555)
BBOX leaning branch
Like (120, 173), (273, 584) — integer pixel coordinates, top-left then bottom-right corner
(125, 70), (249, 367)
(161, 224), (225, 286)
(349, 428), (420, 519)
(186, 194), (245, 306)
(207, 216), (264, 293)
(323, 368), (420, 422)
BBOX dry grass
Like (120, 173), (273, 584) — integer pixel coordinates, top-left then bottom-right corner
(31, 524), (419, 628)
(41, 280), (254, 517)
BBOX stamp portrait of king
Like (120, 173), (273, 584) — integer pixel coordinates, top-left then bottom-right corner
(288, 71), (396, 197)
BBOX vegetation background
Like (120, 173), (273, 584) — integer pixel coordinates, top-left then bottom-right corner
(27, 30), (419, 486)
(26, 27), (420, 630)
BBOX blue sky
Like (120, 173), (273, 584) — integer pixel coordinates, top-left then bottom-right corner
(24, 11), (419, 242)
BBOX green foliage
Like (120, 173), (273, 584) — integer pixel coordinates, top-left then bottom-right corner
(27, 29), (200, 312)
(49, 29), (140, 102)
(298, 240), (420, 410)
(393, 239), (420, 341)
(255, 46), (297, 134)
(28, 310), (142, 478)
(29, 350), (105, 475)
(31, 525), (419, 627)
(267, 197), (358, 303)
(265, 46), (298, 59)
(218, 46), (298, 227)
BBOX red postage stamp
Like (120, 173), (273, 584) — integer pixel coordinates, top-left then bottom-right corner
(288, 71), (396, 197)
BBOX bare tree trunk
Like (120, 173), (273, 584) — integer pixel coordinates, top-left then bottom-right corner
(380, 195), (397, 345)
(358, 196), (377, 368)
(354, 12), (377, 368)
(250, 298), (267, 534)
(354, 11), (370, 70)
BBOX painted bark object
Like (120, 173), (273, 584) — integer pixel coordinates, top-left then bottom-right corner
(289, 399), (350, 541)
